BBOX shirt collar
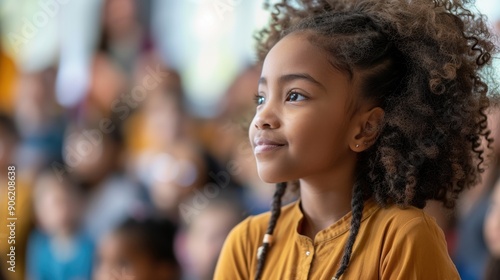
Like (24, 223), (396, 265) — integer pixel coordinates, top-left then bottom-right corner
(292, 197), (380, 244)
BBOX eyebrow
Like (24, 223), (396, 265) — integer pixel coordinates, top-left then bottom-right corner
(259, 73), (325, 89)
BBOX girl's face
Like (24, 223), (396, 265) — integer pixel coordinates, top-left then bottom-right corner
(485, 181), (500, 257)
(249, 32), (360, 183)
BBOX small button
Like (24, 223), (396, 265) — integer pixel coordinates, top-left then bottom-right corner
(306, 251), (311, 256)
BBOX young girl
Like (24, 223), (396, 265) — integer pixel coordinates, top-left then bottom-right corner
(214, 0), (496, 279)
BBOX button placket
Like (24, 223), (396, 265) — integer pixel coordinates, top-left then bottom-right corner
(299, 237), (315, 279)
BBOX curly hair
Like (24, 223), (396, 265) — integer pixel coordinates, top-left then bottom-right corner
(253, 0), (497, 279)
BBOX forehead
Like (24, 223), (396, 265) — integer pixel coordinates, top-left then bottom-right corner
(260, 31), (352, 90)
(262, 32), (329, 77)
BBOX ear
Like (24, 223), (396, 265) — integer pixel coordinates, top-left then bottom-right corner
(349, 107), (384, 152)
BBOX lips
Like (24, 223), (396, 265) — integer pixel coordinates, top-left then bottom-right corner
(253, 137), (286, 154)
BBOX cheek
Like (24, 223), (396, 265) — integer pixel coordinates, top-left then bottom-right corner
(287, 111), (348, 164)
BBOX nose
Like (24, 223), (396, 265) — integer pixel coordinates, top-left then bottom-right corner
(253, 104), (280, 130)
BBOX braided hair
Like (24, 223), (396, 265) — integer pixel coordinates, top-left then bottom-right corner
(255, 182), (287, 280)
(254, 0), (496, 279)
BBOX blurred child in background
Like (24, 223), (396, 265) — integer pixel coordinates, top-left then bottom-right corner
(14, 69), (65, 180)
(62, 117), (146, 243)
(93, 218), (180, 280)
(484, 176), (500, 280)
(26, 169), (93, 280)
(178, 195), (244, 280)
(98, 0), (148, 78)
(125, 56), (208, 223)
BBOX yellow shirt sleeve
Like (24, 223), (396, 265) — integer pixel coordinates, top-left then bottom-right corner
(214, 216), (253, 280)
(380, 214), (460, 280)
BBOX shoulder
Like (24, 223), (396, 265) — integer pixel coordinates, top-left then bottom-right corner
(373, 203), (444, 238)
(369, 204), (460, 279)
(215, 201), (297, 279)
(371, 203), (450, 252)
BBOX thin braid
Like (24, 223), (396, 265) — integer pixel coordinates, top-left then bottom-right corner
(255, 182), (287, 280)
(333, 182), (365, 280)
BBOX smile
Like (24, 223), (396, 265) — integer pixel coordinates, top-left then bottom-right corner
(254, 138), (286, 154)
(254, 144), (286, 154)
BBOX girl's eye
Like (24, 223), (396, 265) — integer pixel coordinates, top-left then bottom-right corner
(286, 91), (307, 102)
(254, 94), (265, 105)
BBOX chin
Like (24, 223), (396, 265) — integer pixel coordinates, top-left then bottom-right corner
(256, 165), (290, 184)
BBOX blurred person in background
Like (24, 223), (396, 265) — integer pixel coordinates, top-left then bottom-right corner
(484, 176), (500, 280)
(0, 113), (33, 280)
(62, 116), (146, 243)
(125, 53), (195, 169)
(124, 55), (209, 224)
(78, 0), (152, 118)
(453, 98), (500, 280)
(14, 68), (65, 181)
(98, 0), (150, 78)
(84, 0), (153, 117)
(26, 169), (93, 280)
(146, 147), (207, 224)
(93, 217), (180, 280)
(85, 50), (128, 119)
(450, 5), (500, 276)
(177, 194), (244, 280)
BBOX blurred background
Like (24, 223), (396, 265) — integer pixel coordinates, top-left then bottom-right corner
(0, 0), (498, 280)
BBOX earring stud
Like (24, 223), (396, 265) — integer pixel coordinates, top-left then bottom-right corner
(355, 144), (360, 148)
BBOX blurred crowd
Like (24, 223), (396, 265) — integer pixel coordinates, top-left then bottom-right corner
(0, 0), (498, 280)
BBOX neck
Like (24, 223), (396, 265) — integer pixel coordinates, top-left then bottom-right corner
(298, 161), (356, 239)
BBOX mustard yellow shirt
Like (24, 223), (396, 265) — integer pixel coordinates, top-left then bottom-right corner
(214, 198), (460, 280)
